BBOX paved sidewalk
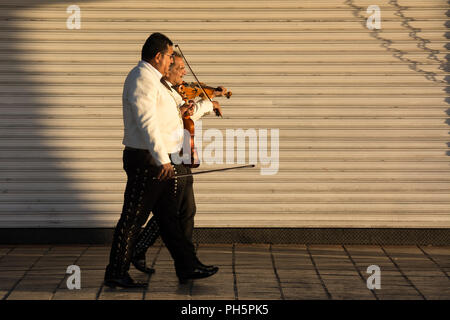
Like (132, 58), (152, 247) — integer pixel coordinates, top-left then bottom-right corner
(0, 244), (449, 300)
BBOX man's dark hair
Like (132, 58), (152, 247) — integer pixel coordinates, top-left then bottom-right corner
(141, 33), (173, 61)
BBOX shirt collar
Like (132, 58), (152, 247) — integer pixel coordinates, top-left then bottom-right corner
(139, 60), (163, 79)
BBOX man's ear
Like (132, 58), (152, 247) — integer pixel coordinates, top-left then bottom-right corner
(154, 52), (162, 63)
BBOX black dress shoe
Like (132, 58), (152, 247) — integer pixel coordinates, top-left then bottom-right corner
(104, 273), (148, 289)
(178, 266), (219, 284)
(132, 258), (155, 274)
(196, 260), (216, 272)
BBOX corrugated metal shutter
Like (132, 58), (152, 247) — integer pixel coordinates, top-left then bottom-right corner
(0, 0), (448, 228)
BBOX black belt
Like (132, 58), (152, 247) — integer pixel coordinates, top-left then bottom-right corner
(124, 146), (179, 165)
(125, 146), (146, 152)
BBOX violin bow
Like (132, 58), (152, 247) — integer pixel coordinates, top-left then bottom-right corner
(175, 44), (222, 118)
(152, 164), (255, 180)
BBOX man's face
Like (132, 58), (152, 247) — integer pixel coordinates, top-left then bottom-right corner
(166, 57), (186, 85)
(156, 45), (174, 75)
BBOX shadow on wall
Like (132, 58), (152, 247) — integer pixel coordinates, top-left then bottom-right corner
(346, 1), (450, 174)
(0, 0), (125, 229)
(445, 11), (450, 155)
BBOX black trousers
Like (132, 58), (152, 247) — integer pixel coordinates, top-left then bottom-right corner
(133, 167), (196, 260)
(105, 149), (197, 279)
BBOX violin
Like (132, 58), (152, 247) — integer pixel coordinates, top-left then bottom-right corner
(174, 44), (232, 168)
(176, 81), (232, 101)
(175, 81), (231, 118)
(176, 87), (200, 168)
(175, 81), (230, 168)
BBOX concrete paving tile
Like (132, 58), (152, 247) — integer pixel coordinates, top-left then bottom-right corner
(34, 256), (80, 263)
(272, 244), (307, 250)
(330, 292), (376, 300)
(375, 287), (420, 295)
(273, 255), (311, 262)
(235, 258), (272, 264)
(0, 248), (13, 255)
(0, 257), (39, 269)
(235, 244), (270, 249)
(234, 265), (273, 270)
(0, 279), (20, 291)
(9, 246), (51, 254)
(193, 276), (234, 286)
(238, 294), (282, 300)
(238, 286), (280, 293)
(422, 294), (450, 300)
(318, 270), (361, 276)
(275, 265), (316, 271)
(147, 281), (182, 289)
(410, 275), (450, 283)
(433, 263), (450, 269)
(7, 289), (54, 300)
(198, 244), (233, 248)
(344, 245), (382, 251)
(191, 295), (235, 300)
(191, 286), (234, 297)
(272, 247), (309, 253)
(355, 265), (399, 272)
(235, 271), (275, 277)
(0, 270), (26, 278)
(280, 282), (324, 290)
(308, 245), (343, 250)
(278, 278), (322, 285)
(145, 293), (192, 300)
(416, 287), (450, 298)
(322, 281), (372, 291)
(14, 279), (61, 290)
(272, 257), (312, 264)
(377, 294), (423, 300)
(283, 290), (329, 300)
(419, 246), (450, 254)
(237, 277), (279, 287)
(58, 275), (104, 289)
(370, 277), (406, 287)
(350, 256), (392, 262)
(1, 244), (448, 300)
(398, 267), (444, 274)
(236, 283), (279, 291)
(146, 285), (188, 294)
(383, 245), (423, 253)
(0, 290), (9, 299)
(98, 288), (144, 300)
(147, 282), (191, 295)
(313, 258), (353, 263)
(277, 269), (317, 276)
(52, 288), (99, 300)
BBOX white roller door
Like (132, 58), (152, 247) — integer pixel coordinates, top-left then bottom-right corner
(0, 0), (448, 228)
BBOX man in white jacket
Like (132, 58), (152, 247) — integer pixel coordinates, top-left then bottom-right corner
(131, 52), (226, 274)
(104, 33), (218, 288)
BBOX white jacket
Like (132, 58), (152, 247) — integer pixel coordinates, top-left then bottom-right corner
(122, 60), (184, 166)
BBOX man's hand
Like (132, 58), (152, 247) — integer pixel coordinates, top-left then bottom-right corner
(179, 100), (195, 117)
(212, 86), (227, 98)
(157, 163), (174, 180)
(212, 101), (222, 117)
